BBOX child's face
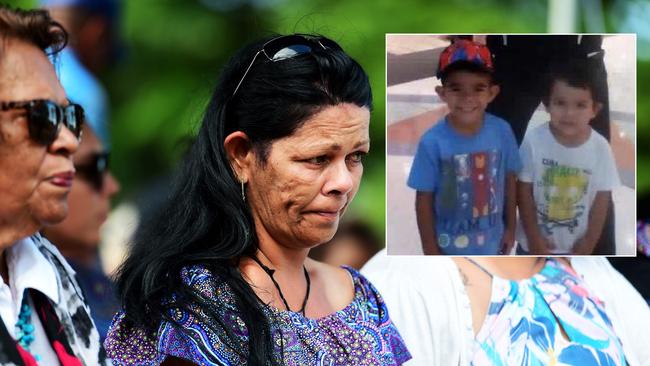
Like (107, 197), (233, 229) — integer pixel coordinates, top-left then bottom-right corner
(435, 71), (499, 126)
(547, 80), (601, 141)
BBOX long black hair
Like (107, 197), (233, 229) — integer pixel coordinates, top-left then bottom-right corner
(115, 34), (372, 365)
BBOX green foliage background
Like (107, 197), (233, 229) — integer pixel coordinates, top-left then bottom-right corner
(6, 0), (646, 240)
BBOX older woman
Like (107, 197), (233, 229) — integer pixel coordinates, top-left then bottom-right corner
(105, 34), (410, 365)
(0, 5), (105, 365)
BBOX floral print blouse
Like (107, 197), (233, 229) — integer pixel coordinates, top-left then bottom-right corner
(104, 265), (411, 365)
(470, 258), (626, 365)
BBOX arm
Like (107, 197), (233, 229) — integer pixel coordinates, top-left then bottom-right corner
(501, 173), (517, 254)
(415, 191), (440, 255)
(517, 181), (550, 254)
(573, 191), (610, 255)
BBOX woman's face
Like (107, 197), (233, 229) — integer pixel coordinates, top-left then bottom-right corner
(42, 127), (120, 250)
(246, 103), (370, 250)
(0, 40), (79, 237)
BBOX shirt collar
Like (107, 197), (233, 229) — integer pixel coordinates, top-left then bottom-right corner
(6, 237), (60, 310)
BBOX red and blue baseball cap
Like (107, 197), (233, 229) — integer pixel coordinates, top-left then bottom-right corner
(437, 39), (494, 79)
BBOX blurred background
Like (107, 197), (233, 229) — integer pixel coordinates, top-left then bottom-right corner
(5, 0), (646, 271)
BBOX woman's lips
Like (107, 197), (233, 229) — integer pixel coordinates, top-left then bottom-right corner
(49, 171), (75, 188)
(306, 208), (343, 222)
(315, 211), (339, 218)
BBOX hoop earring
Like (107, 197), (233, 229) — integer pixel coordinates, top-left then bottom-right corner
(241, 181), (246, 202)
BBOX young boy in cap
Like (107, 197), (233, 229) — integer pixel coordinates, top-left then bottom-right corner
(407, 39), (521, 255)
(517, 61), (620, 255)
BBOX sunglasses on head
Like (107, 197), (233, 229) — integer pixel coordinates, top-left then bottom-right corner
(232, 34), (342, 97)
(0, 99), (84, 146)
(75, 152), (109, 191)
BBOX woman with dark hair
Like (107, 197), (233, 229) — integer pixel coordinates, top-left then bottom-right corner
(0, 5), (106, 365)
(104, 34), (410, 365)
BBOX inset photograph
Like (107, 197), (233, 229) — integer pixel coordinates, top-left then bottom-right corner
(386, 34), (636, 256)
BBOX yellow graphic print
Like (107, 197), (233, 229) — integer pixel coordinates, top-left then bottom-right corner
(542, 165), (587, 228)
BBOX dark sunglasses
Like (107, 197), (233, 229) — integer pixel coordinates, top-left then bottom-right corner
(232, 34), (342, 96)
(0, 99), (84, 146)
(75, 152), (109, 191)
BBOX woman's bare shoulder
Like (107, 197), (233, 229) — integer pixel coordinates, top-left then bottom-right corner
(306, 258), (353, 286)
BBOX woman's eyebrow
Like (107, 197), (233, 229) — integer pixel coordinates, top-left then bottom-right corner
(299, 139), (369, 151)
(354, 139), (370, 148)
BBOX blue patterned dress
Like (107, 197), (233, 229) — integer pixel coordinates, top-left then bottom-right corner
(104, 265), (411, 365)
(637, 220), (650, 256)
(470, 258), (626, 365)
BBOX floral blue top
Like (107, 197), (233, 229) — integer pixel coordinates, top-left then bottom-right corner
(472, 258), (626, 366)
(470, 258), (626, 365)
(105, 265), (411, 365)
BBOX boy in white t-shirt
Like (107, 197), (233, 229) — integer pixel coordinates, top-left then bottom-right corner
(517, 61), (620, 255)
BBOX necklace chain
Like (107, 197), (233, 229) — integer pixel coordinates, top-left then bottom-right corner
(464, 257), (546, 279)
(251, 256), (311, 316)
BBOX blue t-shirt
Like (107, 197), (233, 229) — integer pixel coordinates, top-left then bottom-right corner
(407, 113), (521, 254)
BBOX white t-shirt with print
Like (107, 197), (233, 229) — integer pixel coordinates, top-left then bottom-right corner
(516, 123), (620, 253)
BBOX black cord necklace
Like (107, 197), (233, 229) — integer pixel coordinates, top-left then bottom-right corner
(251, 256), (311, 316)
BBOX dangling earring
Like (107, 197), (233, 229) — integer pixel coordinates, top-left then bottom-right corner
(240, 180), (246, 201)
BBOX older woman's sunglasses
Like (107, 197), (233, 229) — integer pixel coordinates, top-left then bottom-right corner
(232, 34), (342, 96)
(75, 152), (109, 191)
(0, 99), (84, 146)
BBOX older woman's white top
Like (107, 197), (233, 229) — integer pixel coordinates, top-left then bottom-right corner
(0, 234), (106, 365)
(362, 251), (650, 366)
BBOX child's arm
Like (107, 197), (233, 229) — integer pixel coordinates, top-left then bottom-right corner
(501, 172), (517, 254)
(573, 191), (610, 255)
(415, 191), (440, 255)
(517, 181), (551, 254)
